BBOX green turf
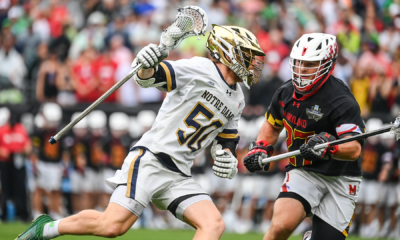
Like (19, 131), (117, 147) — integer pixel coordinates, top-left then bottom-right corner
(0, 222), (389, 240)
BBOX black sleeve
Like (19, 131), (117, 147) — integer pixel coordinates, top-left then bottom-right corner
(331, 98), (366, 146)
(265, 89), (284, 128)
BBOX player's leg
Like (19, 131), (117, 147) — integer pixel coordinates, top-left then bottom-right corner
(149, 154), (225, 240)
(183, 199), (225, 240)
(58, 202), (138, 237)
(16, 185), (143, 240)
(264, 197), (307, 240)
(263, 169), (322, 240)
(16, 149), (149, 240)
(310, 174), (361, 240)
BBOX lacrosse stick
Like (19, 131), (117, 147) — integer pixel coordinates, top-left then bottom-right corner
(261, 115), (400, 164)
(49, 6), (208, 145)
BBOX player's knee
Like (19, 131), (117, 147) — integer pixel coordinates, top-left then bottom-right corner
(269, 221), (292, 238)
(214, 217), (225, 235)
(201, 216), (225, 235)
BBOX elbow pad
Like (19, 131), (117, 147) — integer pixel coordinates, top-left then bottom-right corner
(134, 66), (168, 92)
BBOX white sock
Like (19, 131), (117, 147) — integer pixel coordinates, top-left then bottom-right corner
(43, 219), (61, 239)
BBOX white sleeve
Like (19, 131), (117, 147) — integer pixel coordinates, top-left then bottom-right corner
(160, 57), (214, 92)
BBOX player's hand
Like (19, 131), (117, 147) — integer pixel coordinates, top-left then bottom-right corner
(132, 44), (169, 69)
(244, 140), (274, 172)
(300, 132), (338, 161)
(212, 150), (238, 179)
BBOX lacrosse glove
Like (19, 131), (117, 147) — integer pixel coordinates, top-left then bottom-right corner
(212, 150), (238, 179)
(244, 140), (274, 172)
(132, 44), (169, 69)
(299, 132), (339, 161)
(211, 140), (238, 179)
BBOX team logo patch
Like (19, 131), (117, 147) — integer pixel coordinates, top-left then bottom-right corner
(349, 185), (357, 196)
(306, 105), (324, 122)
(207, 81), (215, 86)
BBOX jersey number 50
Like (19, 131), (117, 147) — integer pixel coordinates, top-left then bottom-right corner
(176, 102), (223, 152)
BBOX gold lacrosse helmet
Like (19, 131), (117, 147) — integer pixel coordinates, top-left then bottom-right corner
(206, 24), (265, 89)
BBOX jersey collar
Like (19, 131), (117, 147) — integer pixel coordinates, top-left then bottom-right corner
(213, 63), (237, 91)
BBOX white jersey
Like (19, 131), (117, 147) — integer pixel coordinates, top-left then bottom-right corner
(135, 57), (245, 176)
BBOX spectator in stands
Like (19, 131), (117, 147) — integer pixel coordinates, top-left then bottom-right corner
(105, 15), (131, 49)
(47, 0), (70, 39)
(68, 11), (106, 60)
(0, 108), (31, 222)
(350, 65), (371, 117)
(50, 24), (71, 63)
(336, 20), (361, 54)
(93, 48), (118, 103)
(55, 59), (76, 106)
(369, 71), (393, 116)
(0, 32), (26, 103)
(378, 21), (400, 56)
(36, 46), (61, 102)
(71, 47), (98, 103)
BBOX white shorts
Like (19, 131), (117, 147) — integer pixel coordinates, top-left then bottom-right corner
(253, 173), (285, 200)
(36, 161), (62, 192)
(280, 168), (362, 234)
(377, 183), (398, 207)
(106, 148), (212, 220)
(357, 179), (380, 205)
(70, 170), (90, 193)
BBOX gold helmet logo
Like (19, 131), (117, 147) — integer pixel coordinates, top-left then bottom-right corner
(206, 24), (265, 88)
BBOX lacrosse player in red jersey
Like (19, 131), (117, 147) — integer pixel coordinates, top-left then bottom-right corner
(244, 33), (365, 240)
(16, 24), (265, 240)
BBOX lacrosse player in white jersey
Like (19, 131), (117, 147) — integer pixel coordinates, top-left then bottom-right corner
(16, 24), (265, 240)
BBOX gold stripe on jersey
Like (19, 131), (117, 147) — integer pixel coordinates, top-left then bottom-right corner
(160, 62), (173, 92)
(266, 112), (283, 127)
(217, 132), (239, 139)
(125, 149), (144, 198)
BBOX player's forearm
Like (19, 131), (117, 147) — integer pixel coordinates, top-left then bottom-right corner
(256, 120), (282, 146)
(333, 138), (361, 161)
(138, 68), (155, 79)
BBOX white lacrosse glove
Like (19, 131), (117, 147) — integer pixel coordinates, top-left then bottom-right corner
(132, 44), (169, 69)
(212, 150), (238, 180)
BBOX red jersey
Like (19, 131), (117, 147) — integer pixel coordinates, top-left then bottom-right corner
(72, 60), (98, 102)
(0, 124), (30, 162)
(93, 56), (118, 102)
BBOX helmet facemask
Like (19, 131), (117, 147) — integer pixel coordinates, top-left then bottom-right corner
(289, 33), (338, 95)
(289, 57), (335, 94)
(207, 25), (265, 89)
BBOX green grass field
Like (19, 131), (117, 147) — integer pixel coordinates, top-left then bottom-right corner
(0, 222), (389, 240)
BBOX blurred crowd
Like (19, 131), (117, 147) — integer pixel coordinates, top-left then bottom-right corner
(0, 0), (400, 238)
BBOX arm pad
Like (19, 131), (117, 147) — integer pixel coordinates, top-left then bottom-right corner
(134, 65), (168, 92)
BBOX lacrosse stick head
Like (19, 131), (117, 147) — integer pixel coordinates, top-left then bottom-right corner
(160, 6), (208, 50)
(390, 114), (400, 140)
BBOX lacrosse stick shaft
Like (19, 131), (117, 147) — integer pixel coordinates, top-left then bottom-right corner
(49, 63), (143, 144)
(261, 125), (394, 164)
